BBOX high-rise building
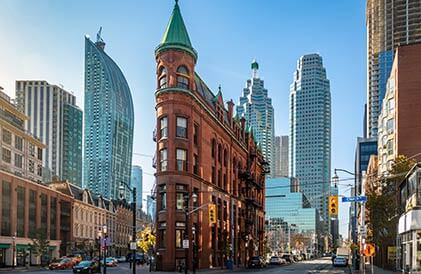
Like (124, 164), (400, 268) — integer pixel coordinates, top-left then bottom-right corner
(289, 53), (331, 235)
(377, 43), (421, 174)
(146, 195), (156, 223)
(265, 177), (320, 254)
(84, 29), (134, 199)
(15, 80), (82, 185)
(237, 61), (275, 177)
(280, 135), (289, 177)
(0, 86), (45, 183)
(274, 136), (281, 177)
(131, 165), (143, 210)
(154, 2), (266, 270)
(366, 0), (421, 137)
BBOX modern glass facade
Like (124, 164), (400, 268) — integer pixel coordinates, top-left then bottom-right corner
(236, 61), (275, 177)
(63, 103), (82, 186)
(265, 177), (319, 252)
(84, 33), (134, 199)
(131, 165), (143, 210)
(289, 53), (331, 234)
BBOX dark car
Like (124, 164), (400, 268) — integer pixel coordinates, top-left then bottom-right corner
(73, 260), (100, 273)
(127, 253), (146, 265)
(248, 256), (266, 268)
(281, 254), (295, 263)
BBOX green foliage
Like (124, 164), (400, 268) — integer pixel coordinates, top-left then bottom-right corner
(30, 228), (50, 266)
(366, 155), (415, 248)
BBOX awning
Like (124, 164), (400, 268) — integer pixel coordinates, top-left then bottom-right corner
(0, 244), (10, 249)
(16, 244), (28, 250)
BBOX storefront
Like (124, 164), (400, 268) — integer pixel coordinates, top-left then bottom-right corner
(0, 244), (9, 267)
(398, 209), (421, 272)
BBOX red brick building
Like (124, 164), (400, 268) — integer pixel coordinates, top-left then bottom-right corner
(153, 2), (266, 271)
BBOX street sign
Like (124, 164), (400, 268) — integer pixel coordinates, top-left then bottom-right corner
(183, 239), (189, 249)
(363, 243), (375, 257)
(342, 196), (367, 203)
(130, 242), (137, 250)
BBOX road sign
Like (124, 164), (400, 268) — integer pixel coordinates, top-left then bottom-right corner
(329, 196), (338, 217)
(363, 243), (375, 257)
(130, 242), (137, 250)
(342, 196), (367, 203)
(183, 239), (189, 249)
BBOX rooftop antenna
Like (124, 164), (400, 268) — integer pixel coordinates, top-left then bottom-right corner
(95, 27), (106, 50)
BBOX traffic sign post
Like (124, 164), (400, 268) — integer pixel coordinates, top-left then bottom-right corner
(342, 196), (367, 203)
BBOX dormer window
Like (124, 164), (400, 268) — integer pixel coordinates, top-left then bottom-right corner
(176, 65), (189, 89)
(159, 67), (168, 89)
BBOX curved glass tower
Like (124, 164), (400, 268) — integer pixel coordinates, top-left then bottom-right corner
(84, 31), (134, 199)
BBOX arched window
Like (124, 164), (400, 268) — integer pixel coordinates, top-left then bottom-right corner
(176, 65), (189, 89)
(159, 67), (167, 89)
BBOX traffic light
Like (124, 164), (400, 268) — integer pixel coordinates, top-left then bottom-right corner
(209, 204), (216, 224)
(329, 195), (338, 217)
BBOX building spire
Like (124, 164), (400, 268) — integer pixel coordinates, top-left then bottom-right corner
(95, 26), (106, 50)
(251, 59), (259, 79)
(155, 0), (197, 61)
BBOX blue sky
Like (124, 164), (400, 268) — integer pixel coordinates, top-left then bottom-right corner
(0, 0), (366, 237)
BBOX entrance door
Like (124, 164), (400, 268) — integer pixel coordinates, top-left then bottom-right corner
(0, 249), (5, 267)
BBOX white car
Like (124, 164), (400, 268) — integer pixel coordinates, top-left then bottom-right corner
(333, 256), (348, 267)
(269, 256), (286, 265)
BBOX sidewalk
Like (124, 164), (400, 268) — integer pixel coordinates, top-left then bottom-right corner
(152, 266), (246, 274)
(350, 265), (397, 274)
(0, 266), (49, 272)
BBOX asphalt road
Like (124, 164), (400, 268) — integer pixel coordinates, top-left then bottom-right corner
(18, 257), (349, 274)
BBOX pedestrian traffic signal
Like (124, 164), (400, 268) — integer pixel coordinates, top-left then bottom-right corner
(209, 204), (216, 224)
(329, 195), (338, 217)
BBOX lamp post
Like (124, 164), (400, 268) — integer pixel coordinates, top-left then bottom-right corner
(12, 232), (16, 268)
(102, 224), (108, 274)
(119, 182), (137, 274)
(97, 229), (102, 270)
(332, 168), (359, 270)
(183, 192), (198, 274)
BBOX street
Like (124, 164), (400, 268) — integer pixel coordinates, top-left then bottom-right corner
(17, 258), (349, 274)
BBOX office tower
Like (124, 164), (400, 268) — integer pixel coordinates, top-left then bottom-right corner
(237, 60), (275, 177)
(154, 1), (265, 270)
(131, 165), (143, 210)
(366, 0), (421, 137)
(84, 29), (134, 199)
(274, 136), (281, 177)
(265, 177), (319, 254)
(146, 195), (156, 223)
(0, 86), (45, 183)
(377, 43), (421, 174)
(289, 53), (331, 235)
(280, 135), (289, 177)
(15, 80), (82, 185)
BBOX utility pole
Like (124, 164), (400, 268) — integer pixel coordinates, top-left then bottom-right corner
(360, 171), (367, 274)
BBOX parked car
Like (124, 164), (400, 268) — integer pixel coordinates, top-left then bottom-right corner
(269, 256), (286, 265)
(293, 254), (303, 261)
(73, 260), (100, 273)
(116, 256), (126, 263)
(105, 257), (117, 267)
(248, 256), (266, 268)
(281, 254), (295, 263)
(127, 253), (146, 264)
(49, 258), (74, 270)
(333, 256), (348, 267)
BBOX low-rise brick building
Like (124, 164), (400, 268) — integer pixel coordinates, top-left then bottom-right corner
(154, 2), (266, 271)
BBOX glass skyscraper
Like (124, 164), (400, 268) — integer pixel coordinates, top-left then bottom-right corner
(265, 177), (319, 253)
(366, 0), (421, 137)
(84, 30), (134, 199)
(237, 60), (275, 176)
(131, 165), (143, 210)
(289, 53), (331, 234)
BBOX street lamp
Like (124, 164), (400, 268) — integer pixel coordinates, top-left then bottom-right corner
(101, 224), (108, 274)
(119, 182), (137, 274)
(332, 168), (359, 270)
(12, 232), (16, 268)
(183, 192), (198, 274)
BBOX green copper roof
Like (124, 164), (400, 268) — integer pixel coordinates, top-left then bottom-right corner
(251, 59), (259, 70)
(156, 1), (197, 60)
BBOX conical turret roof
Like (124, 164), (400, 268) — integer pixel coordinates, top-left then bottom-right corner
(155, 1), (197, 60)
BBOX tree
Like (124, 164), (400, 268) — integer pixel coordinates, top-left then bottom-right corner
(366, 155), (415, 268)
(30, 228), (50, 266)
(137, 227), (156, 253)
